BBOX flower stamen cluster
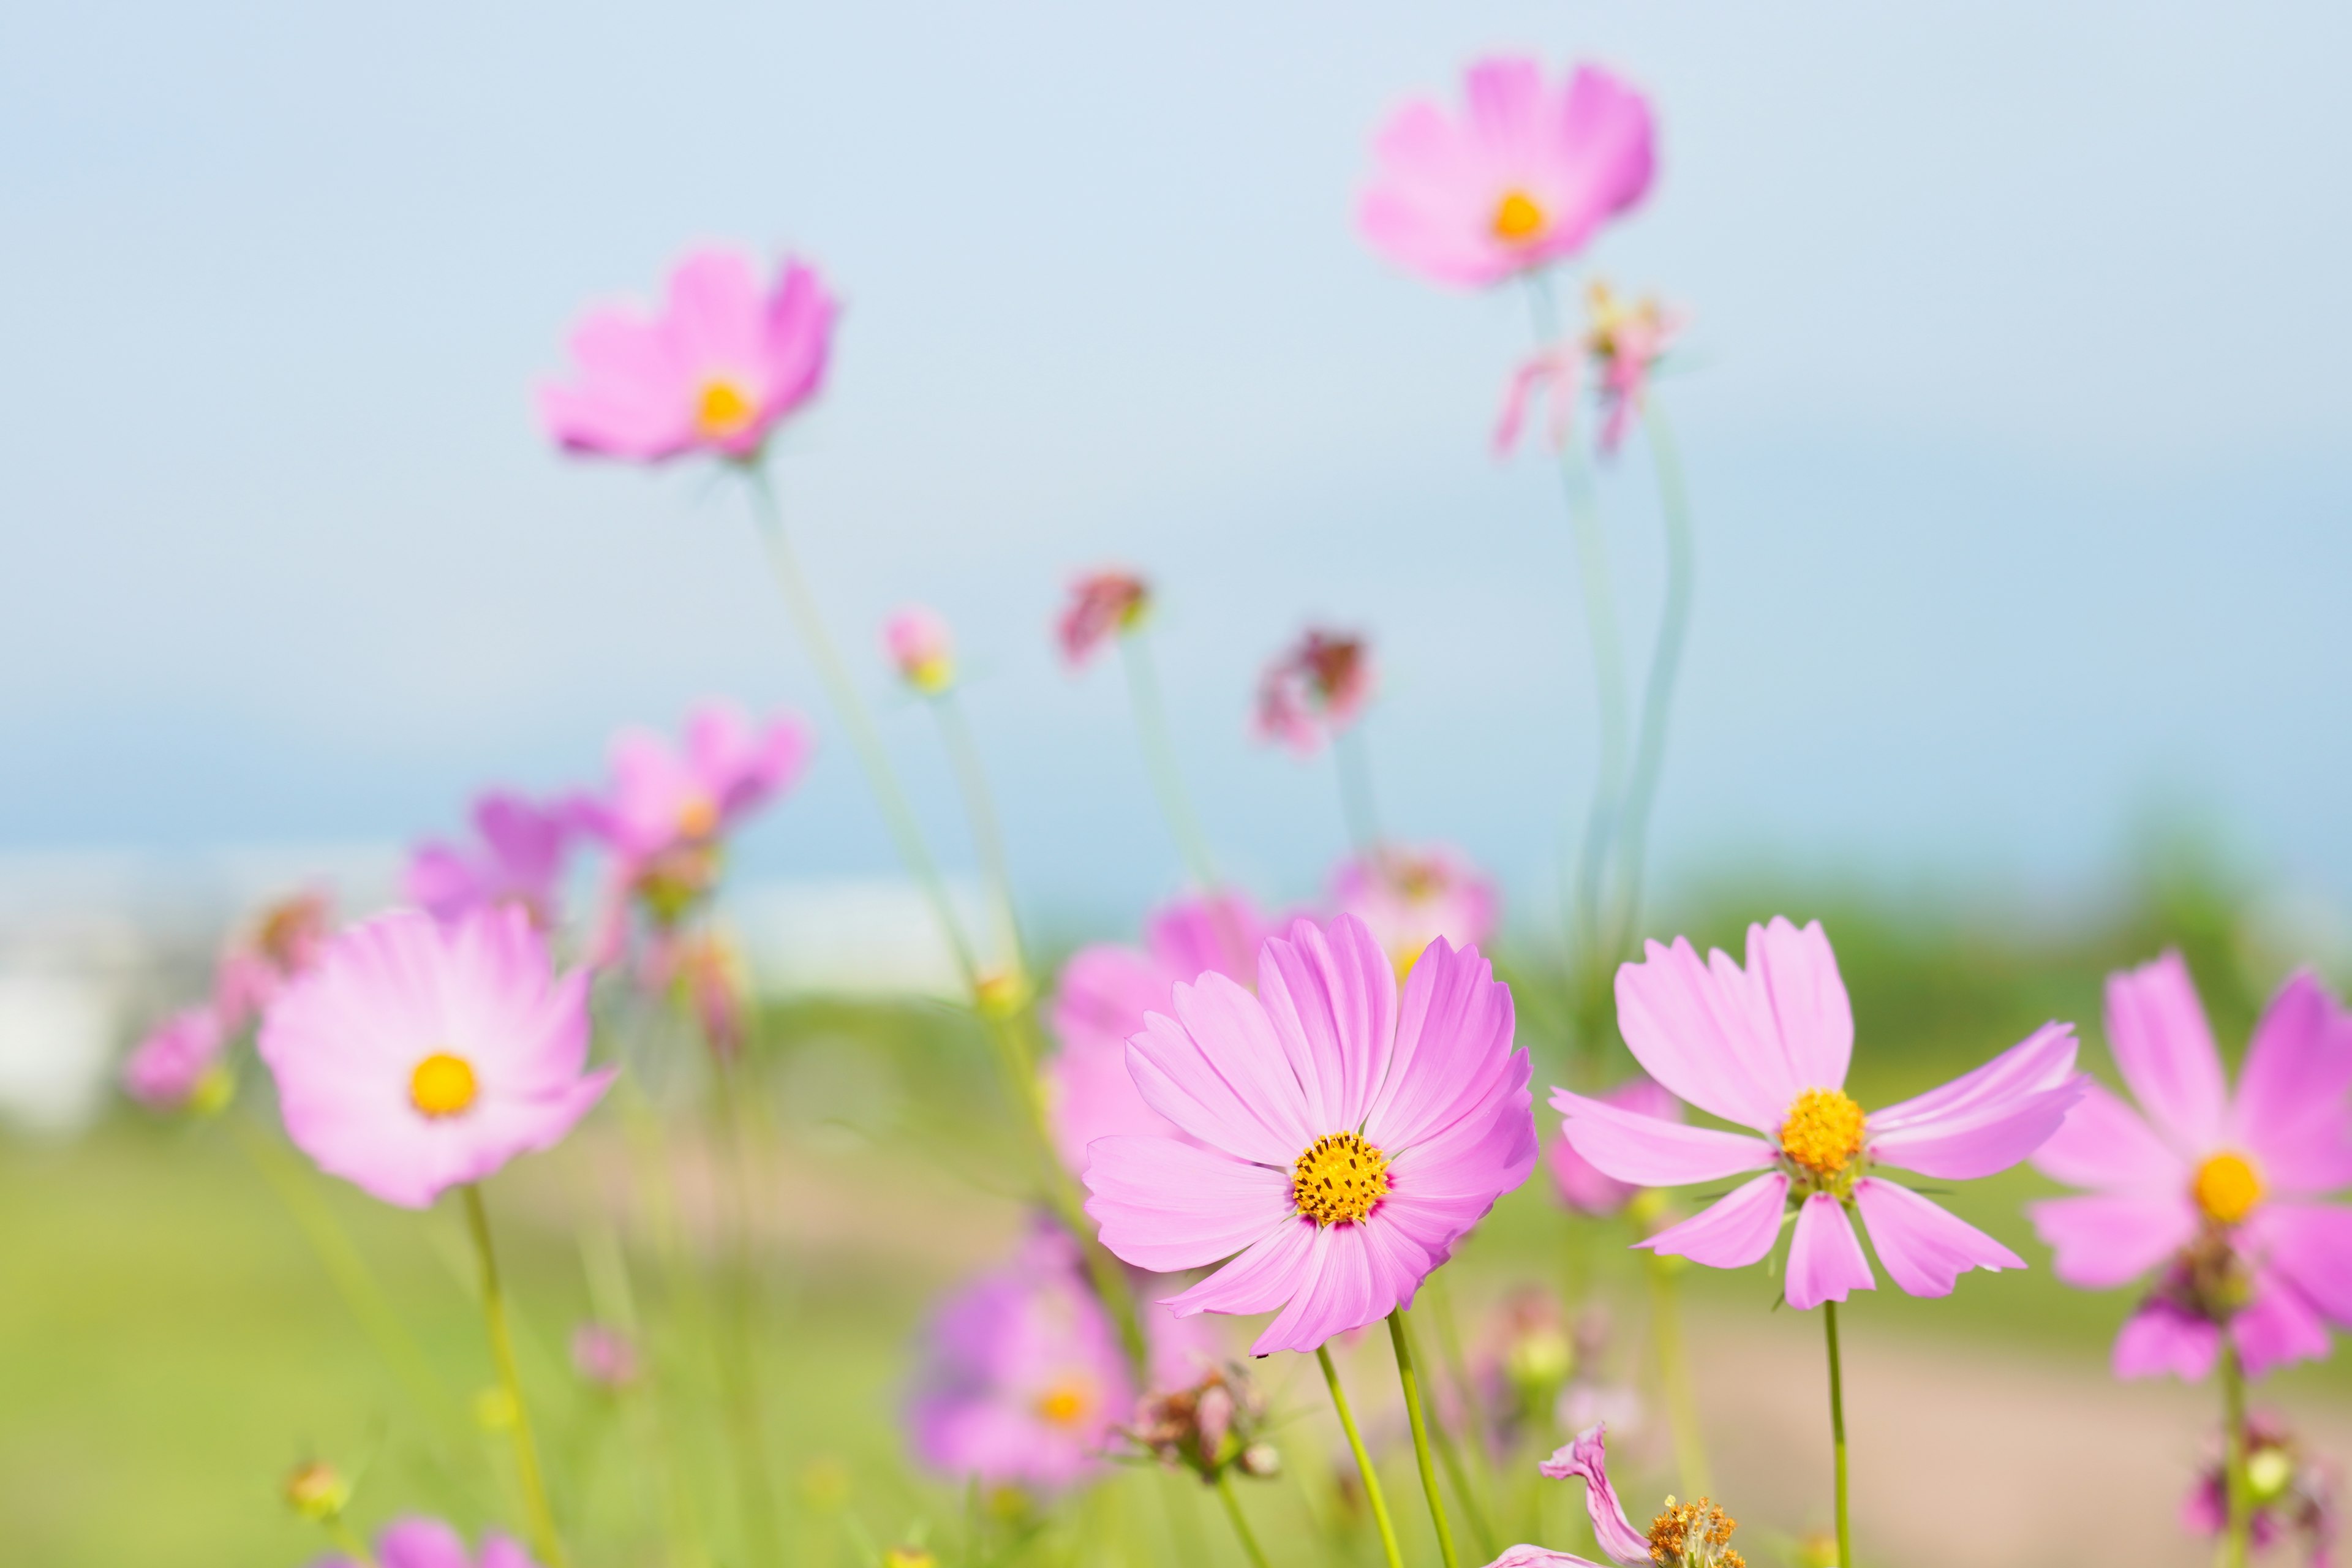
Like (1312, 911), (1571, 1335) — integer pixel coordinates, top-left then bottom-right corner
(1646, 1494), (1745, 1567)
(1292, 1131), (1391, 1226)
(1778, 1087), (1867, 1192)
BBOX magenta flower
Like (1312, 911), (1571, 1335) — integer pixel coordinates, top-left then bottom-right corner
(539, 249), (837, 463)
(1480, 1423), (1745, 1567)
(314, 1517), (539, 1568)
(1084, 913), (1537, 1356)
(1360, 58), (1654, 290)
(1555, 918), (2085, 1311)
(1331, 842), (1499, 978)
(406, 792), (577, 930)
(121, 1005), (229, 1110)
(1253, 629), (1375, 756)
(1044, 892), (1276, 1174)
(2028, 955), (2352, 1380)
(907, 1224), (1135, 1493)
(1057, 570), (1150, 668)
(258, 907), (612, 1210)
(883, 604), (956, 693)
(1548, 1076), (1680, 1218)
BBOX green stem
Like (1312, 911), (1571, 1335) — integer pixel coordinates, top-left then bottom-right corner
(1318, 1344), (1404, 1568)
(2222, 1341), (2250, 1568)
(462, 1185), (568, 1568)
(931, 688), (1028, 978)
(1119, 630), (1222, 894)
(1387, 1309), (1460, 1568)
(710, 1060), (782, 1568)
(1823, 1300), (1850, 1568)
(323, 1517), (379, 1568)
(1409, 1306), (1497, 1560)
(1333, 723), (1385, 853)
(1643, 1250), (1711, 1501)
(1215, 1469), (1273, 1568)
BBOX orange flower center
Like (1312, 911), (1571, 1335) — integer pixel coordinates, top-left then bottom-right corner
(2193, 1151), (2264, 1226)
(1648, 1494), (1746, 1567)
(675, 792), (720, 841)
(1035, 1379), (1093, 1428)
(695, 378), (756, 438)
(1779, 1088), (1866, 1178)
(1492, 189), (1548, 244)
(1292, 1131), (1390, 1226)
(409, 1052), (478, 1118)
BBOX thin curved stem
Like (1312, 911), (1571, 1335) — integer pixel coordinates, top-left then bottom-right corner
(1319, 1344), (1404, 1568)
(1388, 1310), (1459, 1568)
(2222, 1342), (2251, 1568)
(323, 1517), (379, 1568)
(1823, 1301), (1850, 1568)
(1215, 1469), (1273, 1568)
(1333, 725), (1385, 853)
(932, 689), (1028, 978)
(1120, 631), (1221, 892)
(462, 1185), (568, 1568)
(709, 1058), (782, 1568)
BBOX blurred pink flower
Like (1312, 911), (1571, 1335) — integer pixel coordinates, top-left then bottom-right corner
(315, 1517), (539, 1568)
(1556, 918), (2086, 1311)
(1084, 914), (1537, 1356)
(258, 907), (611, 1210)
(2029, 956), (2352, 1381)
(1493, 339), (1580, 456)
(540, 250), (836, 463)
(2180, 1411), (2339, 1564)
(571, 1322), (640, 1390)
(1331, 842), (1499, 977)
(1057, 570), (1150, 667)
(883, 604), (956, 693)
(1360, 59), (1654, 290)
(214, 890), (333, 1031)
(121, 1005), (228, 1110)
(1586, 282), (1679, 456)
(1253, 629), (1375, 755)
(405, 792), (578, 930)
(1549, 1076), (1680, 1218)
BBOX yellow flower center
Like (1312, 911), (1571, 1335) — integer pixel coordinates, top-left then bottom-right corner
(676, 792), (720, 841)
(695, 378), (756, 438)
(1035, 1379), (1093, 1428)
(1492, 189), (1548, 244)
(2193, 1151), (2264, 1226)
(409, 1052), (478, 1118)
(1292, 1131), (1391, 1226)
(908, 655), (954, 694)
(1779, 1088), (1867, 1178)
(1648, 1494), (1746, 1567)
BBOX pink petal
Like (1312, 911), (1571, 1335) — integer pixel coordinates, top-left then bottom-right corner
(1250, 1221), (1415, 1355)
(2105, 951), (2228, 1155)
(1161, 1215), (1321, 1319)
(1535, 1423), (1653, 1566)
(2250, 1200), (2352, 1322)
(1482, 1549), (1605, 1568)
(760, 257), (837, 419)
(1082, 1137), (1294, 1273)
(1550, 1087), (1776, 1186)
(1784, 1193), (1874, 1310)
(478, 1537), (541, 1568)
(1611, 935), (1793, 1133)
(2030, 1079), (2186, 1193)
(1851, 1178), (2023, 1298)
(2230, 970), (2352, 1196)
(1126, 981), (1313, 1164)
(1743, 916), (1855, 1095)
(1634, 1171), (1789, 1268)
(1547, 65), (1656, 247)
(2024, 1193), (2196, 1289)
(2232, 1268), (2334, 1378)
(1146, 892), (1270, 987)
(1868, 1024), (2086, 1180)
(662, 249), (767, 376)
(374, 1518), (472, 1568)
(2113, 1300), (2220, 1381)
(1254, 914), (1398, 1133)
(1362, 936), (1518, 1152)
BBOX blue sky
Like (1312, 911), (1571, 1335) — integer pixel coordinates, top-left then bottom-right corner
(4, 0), (2348, 930)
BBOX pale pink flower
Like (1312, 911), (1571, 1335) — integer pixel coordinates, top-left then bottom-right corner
(121, 1005), (229, 1110)
(1084, 913), (1538, 1356)
(258, 907), (612, 1210)
(1555, 918), (2086, 1311)
(2029, 956), (2352, 1381)
(1360, 59), (1654, 290)
(1057, 570), (1150, 667)
(1586, 282), (1679, 456)
(883, 605), (956, 693)
(405, 792), (578, 930)
(214, 890), (334, 1031)
(1549, 1076), (1680, 1218)
(1331, 842), (1499, 977)
(540, 249), (836, 463)
(314, 1517), (540, 1568)
(1493, 339), (1580, 456)
(1253, 630), (1375, 755)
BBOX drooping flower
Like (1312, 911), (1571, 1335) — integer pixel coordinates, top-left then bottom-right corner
(258, 907), (612, 1210)
(906, 1224), (1135, 1493)
(1042, 892), (1276, 1174)
(1121, 1360), (1280, 1483)
(1586, 282), (1679, 456)
(2180, 1411), (2340, 1564)
(539, 249), (837, 464)
(1084, 913), (1538, 1356)
(214, 889), (334, 1030)
(571, 1322), (641, 1390)
(2028, 955), (2352, 1380)
(1057, 570), (1150, 668)
(406, 792), (578, 930)
(1555, 918), (2086, 1311)
(1331, 842), (1499, 978)
(1360, 59), (1655, 290)
(1482, 1423), (1746, 1567)
(121, 1005), (232, 1111)
(883, 605), (956, 694)
(1549, 1076), (1681, 1217)
(312, 1516), (541, 1568)
(1253, 630), (1376, 756)
(1493, 339), (1581, 456)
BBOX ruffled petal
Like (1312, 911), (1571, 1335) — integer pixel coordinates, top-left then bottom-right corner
(1082, 1137), (1293, 1273)
(1785, 1193), (1875, 1310)
(2230, 971), (2352, 1196)
(1633, 1171), (1789, 1268)
(1161, 1214), (1321, 1319)
(1550, 1087), (1776, 1186)
(1254, 914), (1397, 1133)
(1363, 936), (1517, 1152)
(1534, 1423), (1653, 1566)
(1249, 1223), (1409, 1356)
(2105, 952), (2229, 1155)
(1868, 1025), (2086, 1180)
(1743, 916), (1855, 1095)
(1852, 1178), (2023, 1298)
(1480, 1550), (1606, 1568)
(2030, 1080), (2186, 1193)
(1612, 935), (1797, 1132)
(1126, 982), (1312, 1163)
(2025, 1193), (2196, 1289)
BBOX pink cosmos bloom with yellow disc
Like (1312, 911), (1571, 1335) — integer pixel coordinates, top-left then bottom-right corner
(1482, 1422), (1747, 1567)
(1253, 629), (1376, 755)
(314, 1517), (540, 1568)
(1555, 918), (2086, 1311)
(1057, 570), (1150, 668)
(1084, 913), (1538, 1356)
(405, 791), (577, 930)
(258, 907), (611, 1210)
(883, 604), (956, 694)
(1331, 841), (1499, 977)
(1360, 58), (1654, 290)
(2028, 954), (2352, 1380)
(539, 249), (836, 462)
(1548, 1076), (1680, 1218)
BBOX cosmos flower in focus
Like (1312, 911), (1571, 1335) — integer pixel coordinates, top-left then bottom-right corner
(1555, 918), (2086, 1311)
(121, 1006), (232, 1112)
(406, 792), (578, 930)
(1550, 1077), (1681, 1218)
(1254, 630), (1375, 755)
(314, 1517), (541, 1568)
(883, 605), (956, 694)
(1085, 913), (1537, 1356)
(2180, 1411), (2340, 1564)
(2029, 956), (2352, 1380)
(1360, 59), (1654, 290)
(258, 907), (612, 1210)
(540, 250), (837, 463)
(1483, 1422), (1744, 1567)
(1057, 570), (1150, 668)
(1332, 842), (1499, 978)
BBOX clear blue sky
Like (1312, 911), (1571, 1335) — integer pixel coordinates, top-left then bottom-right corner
(4, 0), (2347, 929)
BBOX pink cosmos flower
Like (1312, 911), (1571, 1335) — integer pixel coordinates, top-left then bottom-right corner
(121, 1005), (229, 1110)
(1555, 918), (2086, 1311)
(883, 605), (956, 694)
(213, 890), (334, 1031)
(1253, 630), (1376, 756)
(1331, 842), (1499, 978)
(539, 249), (837, 463)
(258, 907), (612, 1210)
(1084, 913), (1538, 1356)
(1586, 282), (1679, 456)
(2027, 956), (2352, 1381)
(405, 792), (577, 930)
(1481, 1422), (1745, 1567)
(314, 1516), (540, 1568)
(1360, 59), (1654, 290)
(1548, 1076), (1680, 1218)
(1057, 570), (1150, 668)
(1044, 892), (1277, 1173)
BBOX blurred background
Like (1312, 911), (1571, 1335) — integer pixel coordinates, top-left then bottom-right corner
(4, 0), (2349, 1564)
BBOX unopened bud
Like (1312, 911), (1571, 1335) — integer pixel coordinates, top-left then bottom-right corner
(283, 1460), (349, 1521)
(1238, 1442), (1281, 1479)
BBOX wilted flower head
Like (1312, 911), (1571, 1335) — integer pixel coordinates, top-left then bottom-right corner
(1057, 570), (1150, 666)
(2029, 956), (2352, 1381)
(1485, 1423), (1744, 1568)
(406, 792), (577, 930)
(1332, 842), (1499, 978)
(1550, 1077), (1681, 1217)
(1121, 1361), (1277, 1482)
(571, 1321), (640, 1390)
(1493, 338), (1581, 457)
(883, 605), (956, 694)
(1254, 630), (1375, 755)
(258, 907), (612, 1210)
(122, 1005), (232, 1112)
(2181, 1412), (2339, 1564)
(540, 249), (836, 464)
(1360, 58), (1654, 290)
(313, 1516), (541, 1568)
(1585, 282), (1679, 456)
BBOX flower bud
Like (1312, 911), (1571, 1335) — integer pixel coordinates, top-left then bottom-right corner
(884, 606), (956, 694)
(283, 1460), (349, 1521)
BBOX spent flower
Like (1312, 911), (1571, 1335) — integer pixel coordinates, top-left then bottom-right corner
(1484, 1423), (1744, 1567)
(1254, 629), (1375, 756)
(1057, 570), (1150, 667)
